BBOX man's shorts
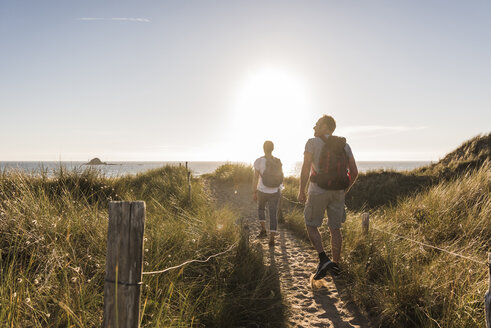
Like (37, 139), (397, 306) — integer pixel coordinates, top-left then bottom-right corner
(304, 190), (346, 229)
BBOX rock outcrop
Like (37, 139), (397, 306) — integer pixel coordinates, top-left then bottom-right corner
(86, 158), (107, 165)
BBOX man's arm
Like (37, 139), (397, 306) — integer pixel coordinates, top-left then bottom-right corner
(298, 152), (313, 203)
(345, 156), (358, 194)
(252, 169), (260, 201)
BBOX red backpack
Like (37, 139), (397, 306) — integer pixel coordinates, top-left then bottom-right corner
(310, 135), (350, 190)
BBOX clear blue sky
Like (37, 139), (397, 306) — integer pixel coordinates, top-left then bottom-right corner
(1, 0), (490, 163)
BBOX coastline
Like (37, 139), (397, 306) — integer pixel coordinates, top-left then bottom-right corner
(0, 160), (432, 177)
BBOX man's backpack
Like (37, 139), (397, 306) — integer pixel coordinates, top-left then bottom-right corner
(310, 135), (350, 190)
(261, 156), (284, 188)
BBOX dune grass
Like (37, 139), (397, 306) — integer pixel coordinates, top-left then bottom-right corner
(344, 169), (435, 210)
(280, 166), (490, 327)
(201, 163), (253, 187)
(0, 165), (286, 327)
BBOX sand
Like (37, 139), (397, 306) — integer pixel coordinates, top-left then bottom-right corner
(210, 180), (372, 328)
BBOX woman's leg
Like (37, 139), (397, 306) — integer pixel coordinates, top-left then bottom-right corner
(267, 191), (280, 244)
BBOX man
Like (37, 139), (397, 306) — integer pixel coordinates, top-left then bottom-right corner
(297, 115), (358, 279)
(252, 141), (284, 246)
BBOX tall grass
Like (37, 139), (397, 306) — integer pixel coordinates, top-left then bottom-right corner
(344, 133), (490, 211)
(344, 170), (435, 210)
(281, 166), (490, 327)
(0, 165), (285, 327)
(202, 163), (253, 187)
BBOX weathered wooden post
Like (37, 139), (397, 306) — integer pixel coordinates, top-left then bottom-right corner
(244, 221), (249, 249)
(239, 217), (249, 251)
(485, 252), (491, 328)
(361, 212), (369, 235)
(103, 201), (146, 328)
(187, 171), (192, 202)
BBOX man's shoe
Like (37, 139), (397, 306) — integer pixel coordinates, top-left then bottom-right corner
(313, 257), (335, 280)
(257, 230), (267, 238)
(329, 262), (341, 277)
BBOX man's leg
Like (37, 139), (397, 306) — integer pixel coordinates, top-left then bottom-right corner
(304, 192), (335, 279)
(304, 193), (326, 252)
(325, 190), (345, 276)
(329, 227), (342, 263)
(306, 225), (324, 253)
(260, 221), (266, 233)
(307, 224), (336, 279)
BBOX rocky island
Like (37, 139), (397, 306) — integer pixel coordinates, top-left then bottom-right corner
(86, 157), (107, 165)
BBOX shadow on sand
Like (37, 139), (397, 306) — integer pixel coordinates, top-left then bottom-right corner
(264, 228), (371, 328)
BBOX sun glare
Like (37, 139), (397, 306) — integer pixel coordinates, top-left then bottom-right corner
(229, 67), (313, 163)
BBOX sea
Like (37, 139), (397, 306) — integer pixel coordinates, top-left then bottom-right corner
(0, 161), (432, 178)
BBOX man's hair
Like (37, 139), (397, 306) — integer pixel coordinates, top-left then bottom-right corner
(263, 140), (274, 154)
(319, 115), (336, 132)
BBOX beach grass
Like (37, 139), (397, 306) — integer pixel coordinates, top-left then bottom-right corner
(201, 163), (253, 187)
(341, 166), (490, 327)
(0, 165), (286, 327)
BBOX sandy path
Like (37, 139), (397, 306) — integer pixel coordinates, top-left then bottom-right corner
(209, 181), (371, 328)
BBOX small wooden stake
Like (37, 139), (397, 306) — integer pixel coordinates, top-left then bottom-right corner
(361, 212), (369, 235)
(240, 217), (249, 251)
(187, 171), (192, 202)
(485, 252), (491, 328)
(103, 201), (145, 328)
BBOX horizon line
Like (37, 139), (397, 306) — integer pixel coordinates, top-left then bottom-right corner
(0, 159), (435, 163)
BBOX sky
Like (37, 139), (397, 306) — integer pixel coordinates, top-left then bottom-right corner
(1, 0), (490, 164)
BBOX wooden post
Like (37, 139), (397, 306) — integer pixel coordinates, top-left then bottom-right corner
(244, 221), (249, 250)
(240, 217), (249, 251)
(485, 252), (491, 328)
(187, 171), (192, 202)
(361, 212), (369, 235)
(103, 201), (146, 328)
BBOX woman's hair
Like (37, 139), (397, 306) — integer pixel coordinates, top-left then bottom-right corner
(263, 140), (274, 154)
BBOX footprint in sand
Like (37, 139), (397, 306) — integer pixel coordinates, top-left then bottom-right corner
(295, 294), (308, 301)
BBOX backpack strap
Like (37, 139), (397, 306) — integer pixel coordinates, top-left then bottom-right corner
(259, 155), (273, 177)
(258, 156), (266, 177)
(311, 136), (328, 177)
(318, 135), (329, 144)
